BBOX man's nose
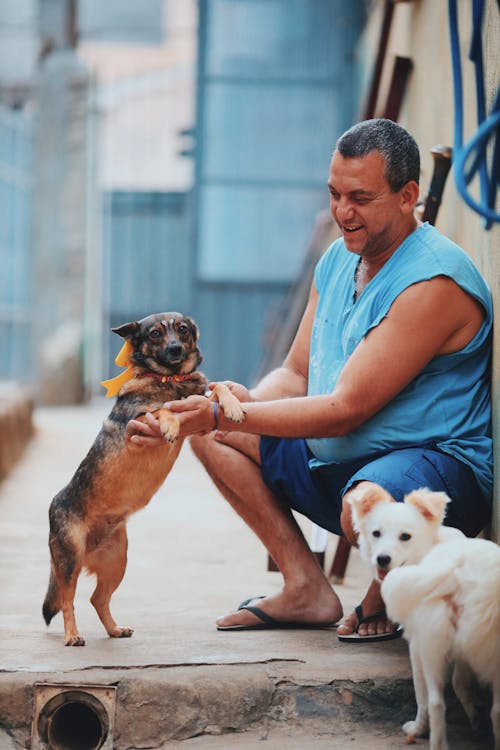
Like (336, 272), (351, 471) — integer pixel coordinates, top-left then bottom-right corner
(335, 196), (354, 221)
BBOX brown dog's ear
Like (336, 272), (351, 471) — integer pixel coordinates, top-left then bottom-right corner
(349, 483), (394, 522)
(112, 321), (139, 339)
(404, 488), (449, 525)
(184, 316), (199, 341)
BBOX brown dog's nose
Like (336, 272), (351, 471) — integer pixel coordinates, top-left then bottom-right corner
(165, 342), (183, 358)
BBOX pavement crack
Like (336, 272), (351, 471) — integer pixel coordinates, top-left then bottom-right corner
(45, 657), (306, 672)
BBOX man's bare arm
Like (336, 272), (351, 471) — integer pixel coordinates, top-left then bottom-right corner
(163, 276), (484, 440)
(126, 281), (318, 444)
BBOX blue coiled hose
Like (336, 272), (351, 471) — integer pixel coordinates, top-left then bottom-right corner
(448, 0), (500, 229)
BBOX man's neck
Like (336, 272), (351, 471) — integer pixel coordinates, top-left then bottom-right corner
(355, 218), (420, 297)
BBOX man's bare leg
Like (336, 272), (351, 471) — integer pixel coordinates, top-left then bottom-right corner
(337, 481), (398, 637)
(190, 431), (343, 628)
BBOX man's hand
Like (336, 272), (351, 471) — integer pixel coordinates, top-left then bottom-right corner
(126, 389), (240, 447)
(126, 399), (214, 446)
(126, 412), (166, 447)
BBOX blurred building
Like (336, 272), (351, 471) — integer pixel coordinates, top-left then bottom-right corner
(98, 0), (366, 388)
(0, 2), (498, 443)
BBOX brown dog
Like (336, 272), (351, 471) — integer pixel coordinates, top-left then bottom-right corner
(43, 312), (244, 645)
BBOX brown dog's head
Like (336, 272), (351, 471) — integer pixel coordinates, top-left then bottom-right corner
(113, 312), (202, 376)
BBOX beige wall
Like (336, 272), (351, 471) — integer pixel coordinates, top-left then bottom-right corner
(363, 0), (499, 538)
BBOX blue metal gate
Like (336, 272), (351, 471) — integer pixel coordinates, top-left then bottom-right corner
(100, 1), (367, 388)
(192, 0), (366, 384)
(102, 190), (193, 372)
(0, 105), (33, 383)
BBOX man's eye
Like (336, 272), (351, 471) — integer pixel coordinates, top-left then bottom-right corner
(400, 533), (411, 542)
(372, 530), (381, 538)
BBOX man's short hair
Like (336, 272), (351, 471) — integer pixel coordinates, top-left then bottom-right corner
(336, 118), (420, 192)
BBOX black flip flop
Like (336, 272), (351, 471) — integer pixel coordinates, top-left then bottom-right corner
(337, 603), (404, 642)
(216, 596), (338, 631)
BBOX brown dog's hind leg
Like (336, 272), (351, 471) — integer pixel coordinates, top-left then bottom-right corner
(88, 524), (134, 639)
(60, 575), (85, 646)
(48, 533), (86, 646)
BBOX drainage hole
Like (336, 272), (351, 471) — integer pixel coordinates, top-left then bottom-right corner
(48, 701), (104, 750)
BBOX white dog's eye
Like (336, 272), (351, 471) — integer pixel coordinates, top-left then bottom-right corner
(372, 530), (381, 538)
(400, 532), (411, 541)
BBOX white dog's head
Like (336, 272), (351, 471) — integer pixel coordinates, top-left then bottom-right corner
(349, 484), (450, 583)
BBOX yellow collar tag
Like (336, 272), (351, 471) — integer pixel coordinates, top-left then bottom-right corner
(100, 340), (134, 398)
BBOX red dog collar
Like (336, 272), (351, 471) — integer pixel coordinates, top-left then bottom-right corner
(137, 372), (195, 383)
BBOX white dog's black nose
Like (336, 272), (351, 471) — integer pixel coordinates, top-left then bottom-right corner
(377, 554), (391, 568)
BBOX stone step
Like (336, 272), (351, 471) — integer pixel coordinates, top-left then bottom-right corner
(0, 666), (492, 749)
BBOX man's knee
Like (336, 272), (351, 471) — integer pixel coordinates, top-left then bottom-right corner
(340, 498), (357, 547)
(189, 433), (212, 464)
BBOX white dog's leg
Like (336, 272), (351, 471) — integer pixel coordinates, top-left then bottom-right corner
(451, 659), (478, 728)
(421, 647), (449, 750)
(403, 640), (429, 739)
(491, 675), (500, 750)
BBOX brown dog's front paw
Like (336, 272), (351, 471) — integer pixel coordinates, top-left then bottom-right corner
(222, 401), (245, 423)
(162, 430), (178, 443)
(210, 384), (245, 423)
(158, 408), (179, 443)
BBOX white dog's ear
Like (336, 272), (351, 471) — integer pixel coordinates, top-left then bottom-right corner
(404, 488), (450, 525)
(348, 483), (394, 523)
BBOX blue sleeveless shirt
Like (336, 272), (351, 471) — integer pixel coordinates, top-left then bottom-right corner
(306, 222), (493, 502)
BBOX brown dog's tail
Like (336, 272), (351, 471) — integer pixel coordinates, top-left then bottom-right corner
(42, 570), (60, 625)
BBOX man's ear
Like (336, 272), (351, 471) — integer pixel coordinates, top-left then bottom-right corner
(404, 488), (449, 525)
(349, 483), (394, 523)
(399, 180), (420, 215)
(112, 321), (139, 339)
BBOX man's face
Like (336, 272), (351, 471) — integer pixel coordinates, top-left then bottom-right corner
(328, 150), (413, 258)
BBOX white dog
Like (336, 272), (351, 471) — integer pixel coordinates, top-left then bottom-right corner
(349, 483), (500, 750)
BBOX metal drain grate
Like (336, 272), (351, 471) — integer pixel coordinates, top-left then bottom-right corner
(31, 683), (116, 750)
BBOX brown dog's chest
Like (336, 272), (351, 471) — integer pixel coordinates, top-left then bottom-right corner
(85, 437), (183, 519)
(64, 374), (207, 523)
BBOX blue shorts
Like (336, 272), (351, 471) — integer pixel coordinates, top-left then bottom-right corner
(260, 437), (490, 538)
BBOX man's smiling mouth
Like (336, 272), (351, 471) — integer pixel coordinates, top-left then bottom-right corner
(342, 225), (363, 233)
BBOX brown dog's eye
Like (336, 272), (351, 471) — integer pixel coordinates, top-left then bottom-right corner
(178, 323), (189, 335)
(149, 329), (162, 340)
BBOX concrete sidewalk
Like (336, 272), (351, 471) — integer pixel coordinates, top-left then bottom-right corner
(0, 403), (492, 749)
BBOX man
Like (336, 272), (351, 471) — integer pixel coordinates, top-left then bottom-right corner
(128, 119), (492, 640)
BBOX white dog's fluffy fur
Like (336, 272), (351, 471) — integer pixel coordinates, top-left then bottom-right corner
(349, 483), (500, 750)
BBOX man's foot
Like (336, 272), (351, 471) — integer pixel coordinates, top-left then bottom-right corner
(337, 579), (401, 640)
(216, 585), (343, 631)
(337, 603), (402, 641)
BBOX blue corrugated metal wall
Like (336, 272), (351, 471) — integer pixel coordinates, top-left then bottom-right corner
(101, 0), (366, 387)
(192, 0), (366, 385)
(103, 190), (194, 372)
(0, 105), (33, 382)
